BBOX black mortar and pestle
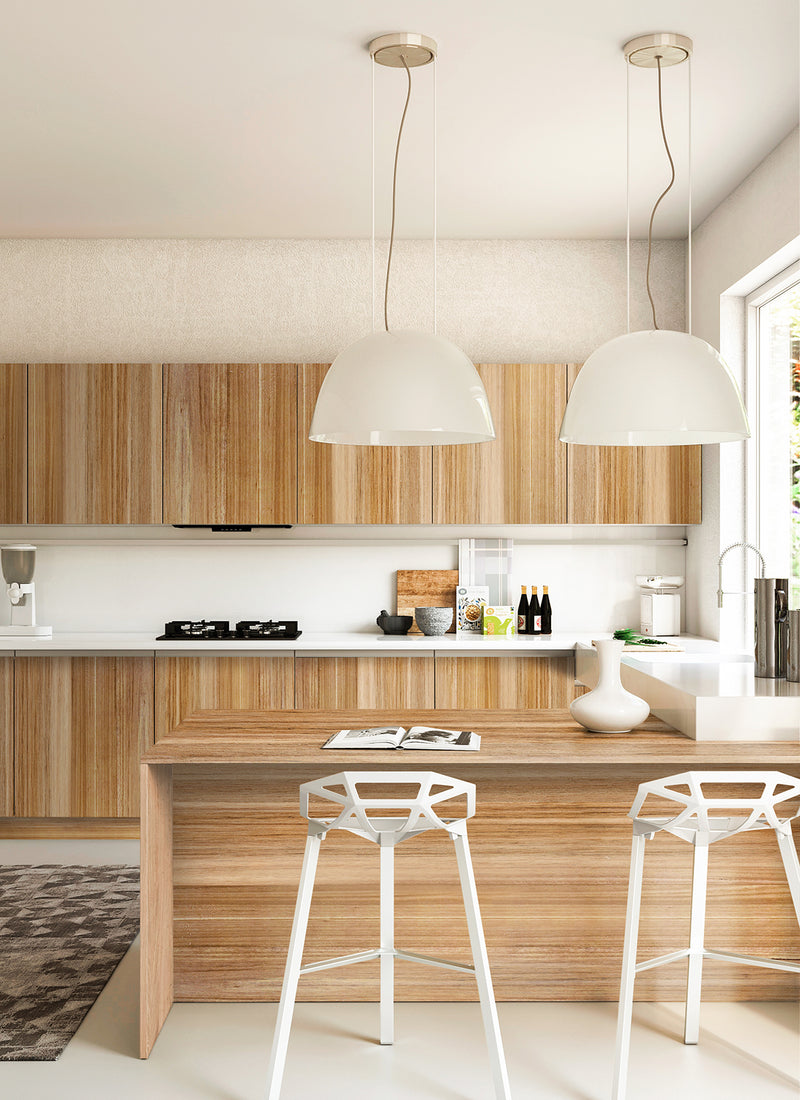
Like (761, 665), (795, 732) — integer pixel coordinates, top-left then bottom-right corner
(376, 610), (413, 635)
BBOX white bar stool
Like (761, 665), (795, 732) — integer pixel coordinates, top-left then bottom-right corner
(612, 770), (800, 1099)
(265, 770), (512, 1100)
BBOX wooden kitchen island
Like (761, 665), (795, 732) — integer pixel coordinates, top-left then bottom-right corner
(140, 709), (800, 1057)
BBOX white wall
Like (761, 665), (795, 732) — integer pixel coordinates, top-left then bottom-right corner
(0, 238), (683, 364)
(687, 129), (800, 644)
(0, 235), (687, 636)
(0, 529), (686, 635)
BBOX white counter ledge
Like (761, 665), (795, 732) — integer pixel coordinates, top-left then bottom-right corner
(3, 630), (591, 655)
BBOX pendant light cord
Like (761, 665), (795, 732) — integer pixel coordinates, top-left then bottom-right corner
(645, 55), (675, 330)
(384, 56), (412, 332)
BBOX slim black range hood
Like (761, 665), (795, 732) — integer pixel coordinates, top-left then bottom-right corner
(172, 525), (294, 532)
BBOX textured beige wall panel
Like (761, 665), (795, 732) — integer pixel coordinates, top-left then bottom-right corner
(0, 238), (683, 364)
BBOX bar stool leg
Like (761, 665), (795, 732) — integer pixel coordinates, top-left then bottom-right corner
(266, 832), (322, 1100)
(379, 841), (395, 1045)
(451, 825), (512, 1100)
(683, 841), (709, 1044)
(612, 831), (647, 1100)
(775, 825), (800, 925)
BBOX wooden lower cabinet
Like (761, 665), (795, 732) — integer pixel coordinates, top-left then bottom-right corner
(0, 658), (13, 815)
(295, 656), (435, 709)
(156, 654), (295, 739)
(434, 654), (577, 709)
(14, 656), (154, 817)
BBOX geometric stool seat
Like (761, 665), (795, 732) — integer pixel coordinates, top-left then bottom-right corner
(266, 771), (512, 1100)
(613, 770), (800, 1099)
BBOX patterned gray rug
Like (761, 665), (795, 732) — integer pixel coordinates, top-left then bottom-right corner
(0, 864), (139, 1060)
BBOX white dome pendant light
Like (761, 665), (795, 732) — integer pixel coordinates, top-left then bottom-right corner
(559, 33), (750, 445)
(309, 33), (495, 446)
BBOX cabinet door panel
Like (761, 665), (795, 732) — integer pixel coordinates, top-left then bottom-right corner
(0, 658), (12, 815)
(295, 656), (434, 709)
(28, 364), (162, 523)
(0, 365), (26, 523)
(156, 655), (295, 740)
(15, 656), (154, 817)
(163, 364), (297, 525)
(298, 364), (433, 523)
(434, 654), (576, 709)
(566, 364), (701, 524)
(433, 363), (568, 524)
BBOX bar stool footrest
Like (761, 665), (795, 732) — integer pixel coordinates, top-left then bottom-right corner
(299, 947), (476, 977)
(702, 948), (800, 974)
(394, 948), (476, 975)
(635, 949), (690, 973)
(300, 949), (382, 975)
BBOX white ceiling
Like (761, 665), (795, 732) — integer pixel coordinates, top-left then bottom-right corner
(1, 0), (797, 239)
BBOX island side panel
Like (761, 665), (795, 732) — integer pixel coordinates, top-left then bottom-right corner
(140, 763), (174, 1057)
(170, 764), (800, 1002)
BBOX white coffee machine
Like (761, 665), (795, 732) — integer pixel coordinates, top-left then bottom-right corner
(636, 575), (683, 637)
(0, 544), (52, 637)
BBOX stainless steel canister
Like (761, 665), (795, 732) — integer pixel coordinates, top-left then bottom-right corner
(754, 578), (788, 678)
(787, 609), (800, 682)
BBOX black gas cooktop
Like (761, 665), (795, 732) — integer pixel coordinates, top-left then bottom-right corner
(157, 619), (301, 641)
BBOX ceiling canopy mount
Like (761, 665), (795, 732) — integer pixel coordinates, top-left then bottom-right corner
(369, 32), (437, 68)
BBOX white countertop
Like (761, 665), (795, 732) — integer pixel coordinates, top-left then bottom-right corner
(3, 630), (593, 654)
(574, 639), (800, 740)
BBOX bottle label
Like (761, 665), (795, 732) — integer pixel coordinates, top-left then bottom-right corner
(518, 615), (526, 632)
(534, 615), (542, 631)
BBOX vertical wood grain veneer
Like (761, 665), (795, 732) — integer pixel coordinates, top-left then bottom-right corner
(566, 364), (701, 524)
(434, 654), (577, 709)
(140, 763), (173, 1057)
(163, 363), (297, 524)
(295, 656), (435, 709)
(0, 365), (26, 522)
(155, 655), (295, 739)
(14, 656), (154, 817)
(433, 363), (569, 524)
(0, 658), (13, 815)
(27, 363), (162, 523)
(297, 364), (433, 523)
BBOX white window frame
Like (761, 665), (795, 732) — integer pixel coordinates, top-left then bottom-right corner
(744, 260), (800, 585)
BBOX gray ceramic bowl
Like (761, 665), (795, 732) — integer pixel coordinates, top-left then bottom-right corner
(414, 606), (453, 635)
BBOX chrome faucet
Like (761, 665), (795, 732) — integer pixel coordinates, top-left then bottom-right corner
(717, 542), (766, 607)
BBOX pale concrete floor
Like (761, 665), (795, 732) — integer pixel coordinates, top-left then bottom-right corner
(0, 841), (798, 1098)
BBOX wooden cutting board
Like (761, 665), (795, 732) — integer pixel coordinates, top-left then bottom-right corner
(396, 569), (459, 634)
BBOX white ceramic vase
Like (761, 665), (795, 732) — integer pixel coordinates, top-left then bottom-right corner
(570, 638), (650, 733)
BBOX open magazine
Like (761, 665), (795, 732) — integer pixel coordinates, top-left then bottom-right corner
(322, 725), (480, 751)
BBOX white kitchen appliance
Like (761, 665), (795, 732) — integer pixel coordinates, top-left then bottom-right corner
(636, 574), (683, 637)
(0, 544), (52, 636)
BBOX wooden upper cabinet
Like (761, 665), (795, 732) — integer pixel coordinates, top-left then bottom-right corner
(28, 363), (162, 524)
(163, 363), (297, 525)
(14, 656), (153, 818)
(298, 364), (433, 523)
(0, 365), (26, 523)
(433, 363), (568, 524)
(566, 364), (701, 524)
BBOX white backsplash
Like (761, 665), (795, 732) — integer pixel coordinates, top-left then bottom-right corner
(0, 528), (686, 635)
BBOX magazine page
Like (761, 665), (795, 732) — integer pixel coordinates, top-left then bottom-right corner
(400, 726), (480, 751)
(322, 726), (407, 750)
